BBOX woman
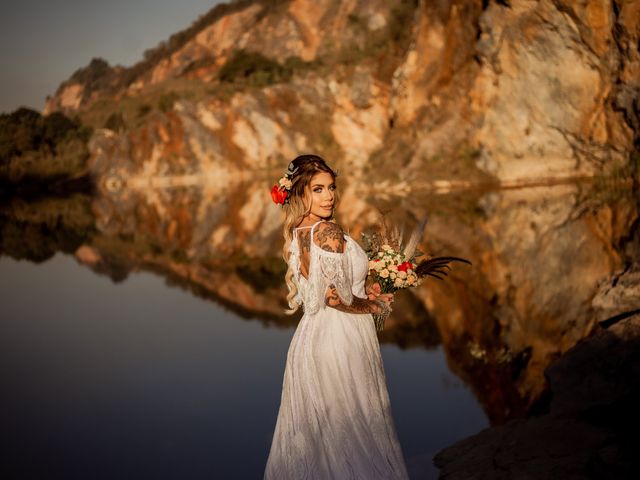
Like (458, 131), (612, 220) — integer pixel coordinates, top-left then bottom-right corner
(264, 154), (410, 479)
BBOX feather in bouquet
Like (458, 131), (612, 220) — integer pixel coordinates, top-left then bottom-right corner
(361, 214), (471, 331)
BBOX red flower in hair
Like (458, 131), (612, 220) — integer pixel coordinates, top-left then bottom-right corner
(271, 184), (288, 205)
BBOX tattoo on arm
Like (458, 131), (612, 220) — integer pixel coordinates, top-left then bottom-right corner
(325, 286), (381, 314)
(312, 222), (379, 314)
(313, 222), (345, 253)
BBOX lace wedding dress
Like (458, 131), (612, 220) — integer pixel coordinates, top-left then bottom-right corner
(264, 220), (409, 480)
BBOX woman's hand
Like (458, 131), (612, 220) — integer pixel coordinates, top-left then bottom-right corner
(378, 293), (394, 307)
(366, 282), (382, 300)
(370, 292), (394, 316)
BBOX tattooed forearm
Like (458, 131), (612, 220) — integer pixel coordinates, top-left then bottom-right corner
(325, 286), (382, 314)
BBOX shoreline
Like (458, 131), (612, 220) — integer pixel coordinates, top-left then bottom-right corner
(434, 308), (640, 479)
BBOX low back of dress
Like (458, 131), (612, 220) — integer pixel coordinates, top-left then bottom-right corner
(293, 225), (313, 281)
(289, 220), (369, 315)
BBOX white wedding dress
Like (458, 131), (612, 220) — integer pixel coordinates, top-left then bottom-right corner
(264, 220), (409, 479)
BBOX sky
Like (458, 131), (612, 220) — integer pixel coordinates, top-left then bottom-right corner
(0, 0), (225, 114)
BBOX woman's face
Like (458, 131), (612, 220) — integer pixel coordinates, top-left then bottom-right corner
(305, 171), (336, 220)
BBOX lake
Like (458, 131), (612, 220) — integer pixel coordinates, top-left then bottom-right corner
(0, 252), (485, 479)
(0, 177), (636, 479)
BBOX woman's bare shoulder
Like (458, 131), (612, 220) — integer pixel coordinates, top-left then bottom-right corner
(313, 221), (345, 253)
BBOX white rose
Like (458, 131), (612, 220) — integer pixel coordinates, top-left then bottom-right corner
(279, 177), (292, 189)
(390, 272), (396, 279)
(398, 271), (407, 279)
(394, 278), (403, 288)
(407, 276), (415, 285)
(380, 269), (389, 279)
(389, 264), (398, 272)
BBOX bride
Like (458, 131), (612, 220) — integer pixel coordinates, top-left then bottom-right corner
(264, 154), (410, 479)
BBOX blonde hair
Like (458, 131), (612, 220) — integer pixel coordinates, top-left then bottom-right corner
(281, 154), (339, 314)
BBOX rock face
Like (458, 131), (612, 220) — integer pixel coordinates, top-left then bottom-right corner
(396, 182), (639, 422)
(83, 142), (639, 421)
(434, 313), (640, 479)
(43, 0), (638, 185)
(37, 0), (640, 427)
(469, 0), (637, 182)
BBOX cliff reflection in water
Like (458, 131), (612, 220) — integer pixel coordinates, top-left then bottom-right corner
(1, 175), (637, 425)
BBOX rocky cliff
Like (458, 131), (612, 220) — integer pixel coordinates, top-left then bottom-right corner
(35, 0), (640, 424)
(43, 0), (638, 186)
(74, 163), (638, 422)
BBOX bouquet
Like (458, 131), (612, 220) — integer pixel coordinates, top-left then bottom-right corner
(362, 215), (471, 331)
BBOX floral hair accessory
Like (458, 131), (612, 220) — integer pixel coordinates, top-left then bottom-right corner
(271, 161), (299, 206)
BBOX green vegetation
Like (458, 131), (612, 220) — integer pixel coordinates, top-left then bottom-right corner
(218, 49), (318, 87)
(118, 0), (292, 88)
(75, 77), (205, 131)
(182, 56), (217, 75)
(104, 112), (126, 132)
(331, 0), (420, 81)
(67, 57), (116, 102)
(219, 50), (287, 85)
(58, 1), (294, 104)
(51, 0), (419, 132)
(0, 108), (93, 182)
(387, 0), (420, 48)
(158, 92), (180, 113)
(137, 103), (152, 118)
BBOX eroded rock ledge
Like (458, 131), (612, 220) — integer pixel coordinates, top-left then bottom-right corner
(434, 310), (640, 479)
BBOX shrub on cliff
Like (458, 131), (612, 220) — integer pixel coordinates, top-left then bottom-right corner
(219, 49), (292, 87)
(388, 0), (419, 48)
(69, 58), (112, 90)
(103, 112), (126, 132)
(66, 57), (118, 102)
(120, 0), (267, 88)
(158, 92), (180, 113)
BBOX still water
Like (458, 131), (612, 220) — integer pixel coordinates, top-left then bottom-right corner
(1, 176), (636, 478)
(0, 252), (486, 479)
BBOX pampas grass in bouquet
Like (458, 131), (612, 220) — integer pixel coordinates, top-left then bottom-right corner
(361, 213), (471, 331)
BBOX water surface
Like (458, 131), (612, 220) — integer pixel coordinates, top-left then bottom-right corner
(0, 253), (486, 479)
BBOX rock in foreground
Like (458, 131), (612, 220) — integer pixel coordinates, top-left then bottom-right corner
(434, 313), (640, 479)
